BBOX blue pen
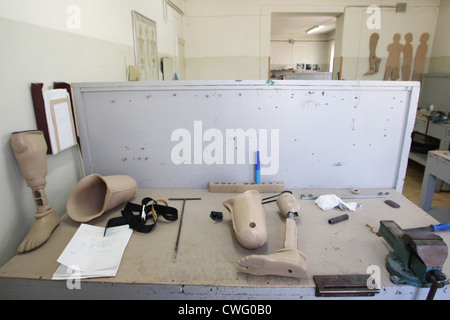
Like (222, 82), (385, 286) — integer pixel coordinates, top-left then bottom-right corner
(255, 151), (260, 184)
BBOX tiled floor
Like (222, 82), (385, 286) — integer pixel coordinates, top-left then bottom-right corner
(402, 159), (450, 223)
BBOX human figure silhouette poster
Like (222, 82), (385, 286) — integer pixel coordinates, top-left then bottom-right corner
(384, 33), (403, 81)
(132, 11), (159, 81)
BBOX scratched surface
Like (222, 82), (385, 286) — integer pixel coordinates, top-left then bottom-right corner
(72, 80), (419, 191)
(1, 188), (449, 300)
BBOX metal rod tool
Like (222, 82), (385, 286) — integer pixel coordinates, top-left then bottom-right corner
(169, 197), (201, 262)
(300, 192), (390, 200)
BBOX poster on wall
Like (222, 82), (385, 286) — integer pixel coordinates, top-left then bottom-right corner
(132, 10), (159, 81)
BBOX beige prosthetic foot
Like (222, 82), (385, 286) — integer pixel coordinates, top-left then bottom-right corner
(66, 174), (138, 222)
(11, 130), (60, 253)
(237, 192), (308, 278)
(223, 190), (267, 249)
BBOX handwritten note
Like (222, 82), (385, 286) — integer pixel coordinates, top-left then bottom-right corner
(52, 224), (132, 280)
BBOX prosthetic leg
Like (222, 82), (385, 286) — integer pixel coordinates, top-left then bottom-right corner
(235, 192), (308, 278)
(223, 190), (268, 249)
(11, 130), (60, 253)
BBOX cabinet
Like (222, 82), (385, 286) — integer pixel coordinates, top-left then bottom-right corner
(409, 113), (450, 165)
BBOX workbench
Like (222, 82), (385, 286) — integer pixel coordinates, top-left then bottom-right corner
(1, 188), (449, 300)
(420, 151), (450, 212)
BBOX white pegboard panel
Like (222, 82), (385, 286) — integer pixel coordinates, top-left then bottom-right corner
(72, 80), (419, 191)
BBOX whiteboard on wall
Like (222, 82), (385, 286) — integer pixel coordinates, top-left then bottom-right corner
(72, 80), (419, 191)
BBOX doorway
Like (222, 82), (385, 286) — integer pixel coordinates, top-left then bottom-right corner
(270, 13), (337, 80)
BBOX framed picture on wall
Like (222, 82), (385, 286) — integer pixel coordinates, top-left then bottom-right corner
(132, 10), (159, 81)
(42, 89), (77, 154)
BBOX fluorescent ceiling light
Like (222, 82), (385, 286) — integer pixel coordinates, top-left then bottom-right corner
(306, 25), (323, 34)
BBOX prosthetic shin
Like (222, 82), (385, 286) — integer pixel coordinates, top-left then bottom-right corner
(235, 192), (308, 279)
(11, 130), (60, 253)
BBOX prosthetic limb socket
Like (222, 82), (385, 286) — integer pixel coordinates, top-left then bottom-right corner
(67, 174), (138, 222)
(11, 130), (60, 253)
(223, 190), (268, 249)
(225, 191), (308, 279)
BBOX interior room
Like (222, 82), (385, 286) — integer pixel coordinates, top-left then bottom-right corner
(270, 12), (337, 79)
(0, 0), (449, 301)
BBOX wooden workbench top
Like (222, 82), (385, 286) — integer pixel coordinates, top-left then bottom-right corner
(1, 188), (449, 294)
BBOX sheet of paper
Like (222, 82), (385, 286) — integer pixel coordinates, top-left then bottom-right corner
(52, 264), (119, 280)
(53, 224), (132, 279)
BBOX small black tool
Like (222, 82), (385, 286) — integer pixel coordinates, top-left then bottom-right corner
(385, 200), (400, 208)
(210, 211), (223, 221)
(328, 214), (349, 225)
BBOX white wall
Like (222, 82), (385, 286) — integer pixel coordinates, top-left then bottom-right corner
(184, 0), (442, 81)
(0, 0), (184, 53)
(429, 0), (450, 73)
(0, 0), (184, 267)
(184, 0), (346, 80)
(337, 5), (439, 80)
(184, 13), (263, 79)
